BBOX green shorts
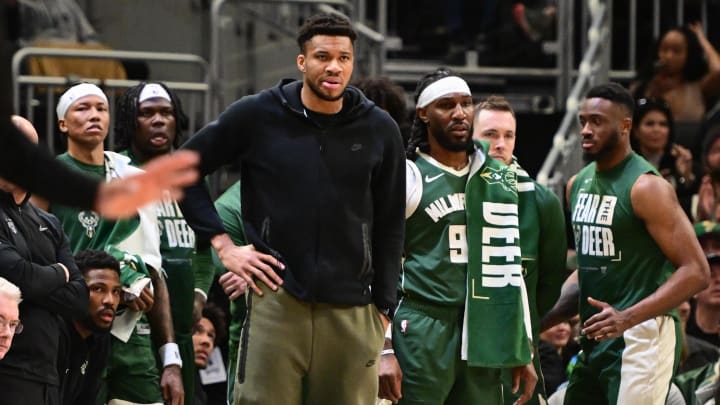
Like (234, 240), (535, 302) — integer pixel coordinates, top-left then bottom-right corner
(392, 297), (503, 404)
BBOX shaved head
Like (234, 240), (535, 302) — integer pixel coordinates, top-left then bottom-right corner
(11, 115), (39, 145)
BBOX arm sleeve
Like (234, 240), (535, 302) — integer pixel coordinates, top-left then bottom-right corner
(31, 214), (89, 318)
(178, 99), (254, 248)
(193, 247), (215, 297)
(0, 119), (99, 209)
(535, 184), (568, 318)
(371, 118), (406, 315)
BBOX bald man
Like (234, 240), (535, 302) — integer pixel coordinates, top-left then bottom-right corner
(0, 115), (88, 405)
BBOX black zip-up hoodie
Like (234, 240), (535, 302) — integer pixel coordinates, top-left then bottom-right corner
(180, 79), (405, 314)
(0, 191), (88, 386)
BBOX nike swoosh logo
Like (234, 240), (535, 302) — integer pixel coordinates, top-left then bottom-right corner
(39, 226), (48, 232)
(425, 173), (444, 183)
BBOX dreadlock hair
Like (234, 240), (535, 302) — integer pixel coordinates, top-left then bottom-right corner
(114, 82), (189, 153)
(406, 67), (473, 161)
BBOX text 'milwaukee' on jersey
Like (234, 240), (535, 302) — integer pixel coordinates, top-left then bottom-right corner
(569, 152), (673, 323)
(403, 152), (470, 306)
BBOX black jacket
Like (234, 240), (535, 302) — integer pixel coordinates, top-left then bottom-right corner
(0, 121), (99, 209)
(0, 192), (88, 386)
(180, 79), (405, 314)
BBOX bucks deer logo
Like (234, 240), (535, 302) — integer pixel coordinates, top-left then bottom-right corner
(78, 211), (100, 238)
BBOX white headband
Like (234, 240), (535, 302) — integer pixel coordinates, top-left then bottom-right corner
(56, 83), (108, 119)
(138, 83), (172, 103)
(416, 76), (472, 108)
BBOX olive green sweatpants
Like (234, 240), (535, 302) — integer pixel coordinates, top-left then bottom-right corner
(233, 284), (385, 405)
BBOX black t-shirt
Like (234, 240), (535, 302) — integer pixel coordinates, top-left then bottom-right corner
(57, 321), (111, 405)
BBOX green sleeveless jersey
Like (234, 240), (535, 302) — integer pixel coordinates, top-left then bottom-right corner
(403, 152), (469, 306)
(570, 152), (672, 323)
(121, 150), (196, 270)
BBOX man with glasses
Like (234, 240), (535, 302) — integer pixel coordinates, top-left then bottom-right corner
(0, 276), (22, 360)
(0, 115), (88, 405)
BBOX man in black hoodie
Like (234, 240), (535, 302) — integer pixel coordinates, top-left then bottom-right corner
(0, 115), (88, 405)
(179, 13), (405, 405)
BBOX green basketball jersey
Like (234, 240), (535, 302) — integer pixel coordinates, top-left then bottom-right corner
(570, 152), (672, 324)
(52, 152), (160, 271)
(403, 152), (469, 306)
(121, 150), (196, 272)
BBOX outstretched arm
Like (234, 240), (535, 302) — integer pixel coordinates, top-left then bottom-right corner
(689, 23), (720, 99)
(582, 174), (709, 340)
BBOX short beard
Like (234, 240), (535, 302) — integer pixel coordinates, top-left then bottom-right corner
(305, 78), (345, 102)
(431, 129), (473, 152)
(80, 314), (111, 334)
(583, 128), (620, 162)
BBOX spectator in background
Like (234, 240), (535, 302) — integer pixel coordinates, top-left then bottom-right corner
(675, 299), (719, 375)
(632, 24), (720, 123)
(192, 303), (226, 405)
(353, 77), (410, 144)
(538, 319), (580, 396)
(697, 113), (720, 221)
(631, 97), (698, 217)
(0, 114), (88, 405)
(0, 277), (22, 361)
(16, 0), (98, 46)
(58, 249), (122, 405)
(686, 222), (720, 347)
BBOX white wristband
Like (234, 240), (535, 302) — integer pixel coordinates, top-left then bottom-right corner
(159, 342), (183, 368)
(385, 322), (392, 339)
(381, 349), (395, 356)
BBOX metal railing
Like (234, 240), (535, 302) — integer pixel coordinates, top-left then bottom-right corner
(536, 0), (610, 197)
(209, 0), (384, 115)
(536, 0), (709, 196)
(12, 47), (210, 154)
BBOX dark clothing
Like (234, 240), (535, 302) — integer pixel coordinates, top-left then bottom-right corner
(0, 374), (61, 405)
(179, 79), (405, 315)
(538, 339), (580, 396)
(194, 370), (207, 405)
(0, 192), (88, 389)
(57, 321), (111, 405)
(0, 123), (99, 209)
(686, 301), (720, 347)
(680, 334), (720, 373)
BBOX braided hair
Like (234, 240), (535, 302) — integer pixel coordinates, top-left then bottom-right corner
(114, 82), (189, 153)
(406, 67), (473, 160)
